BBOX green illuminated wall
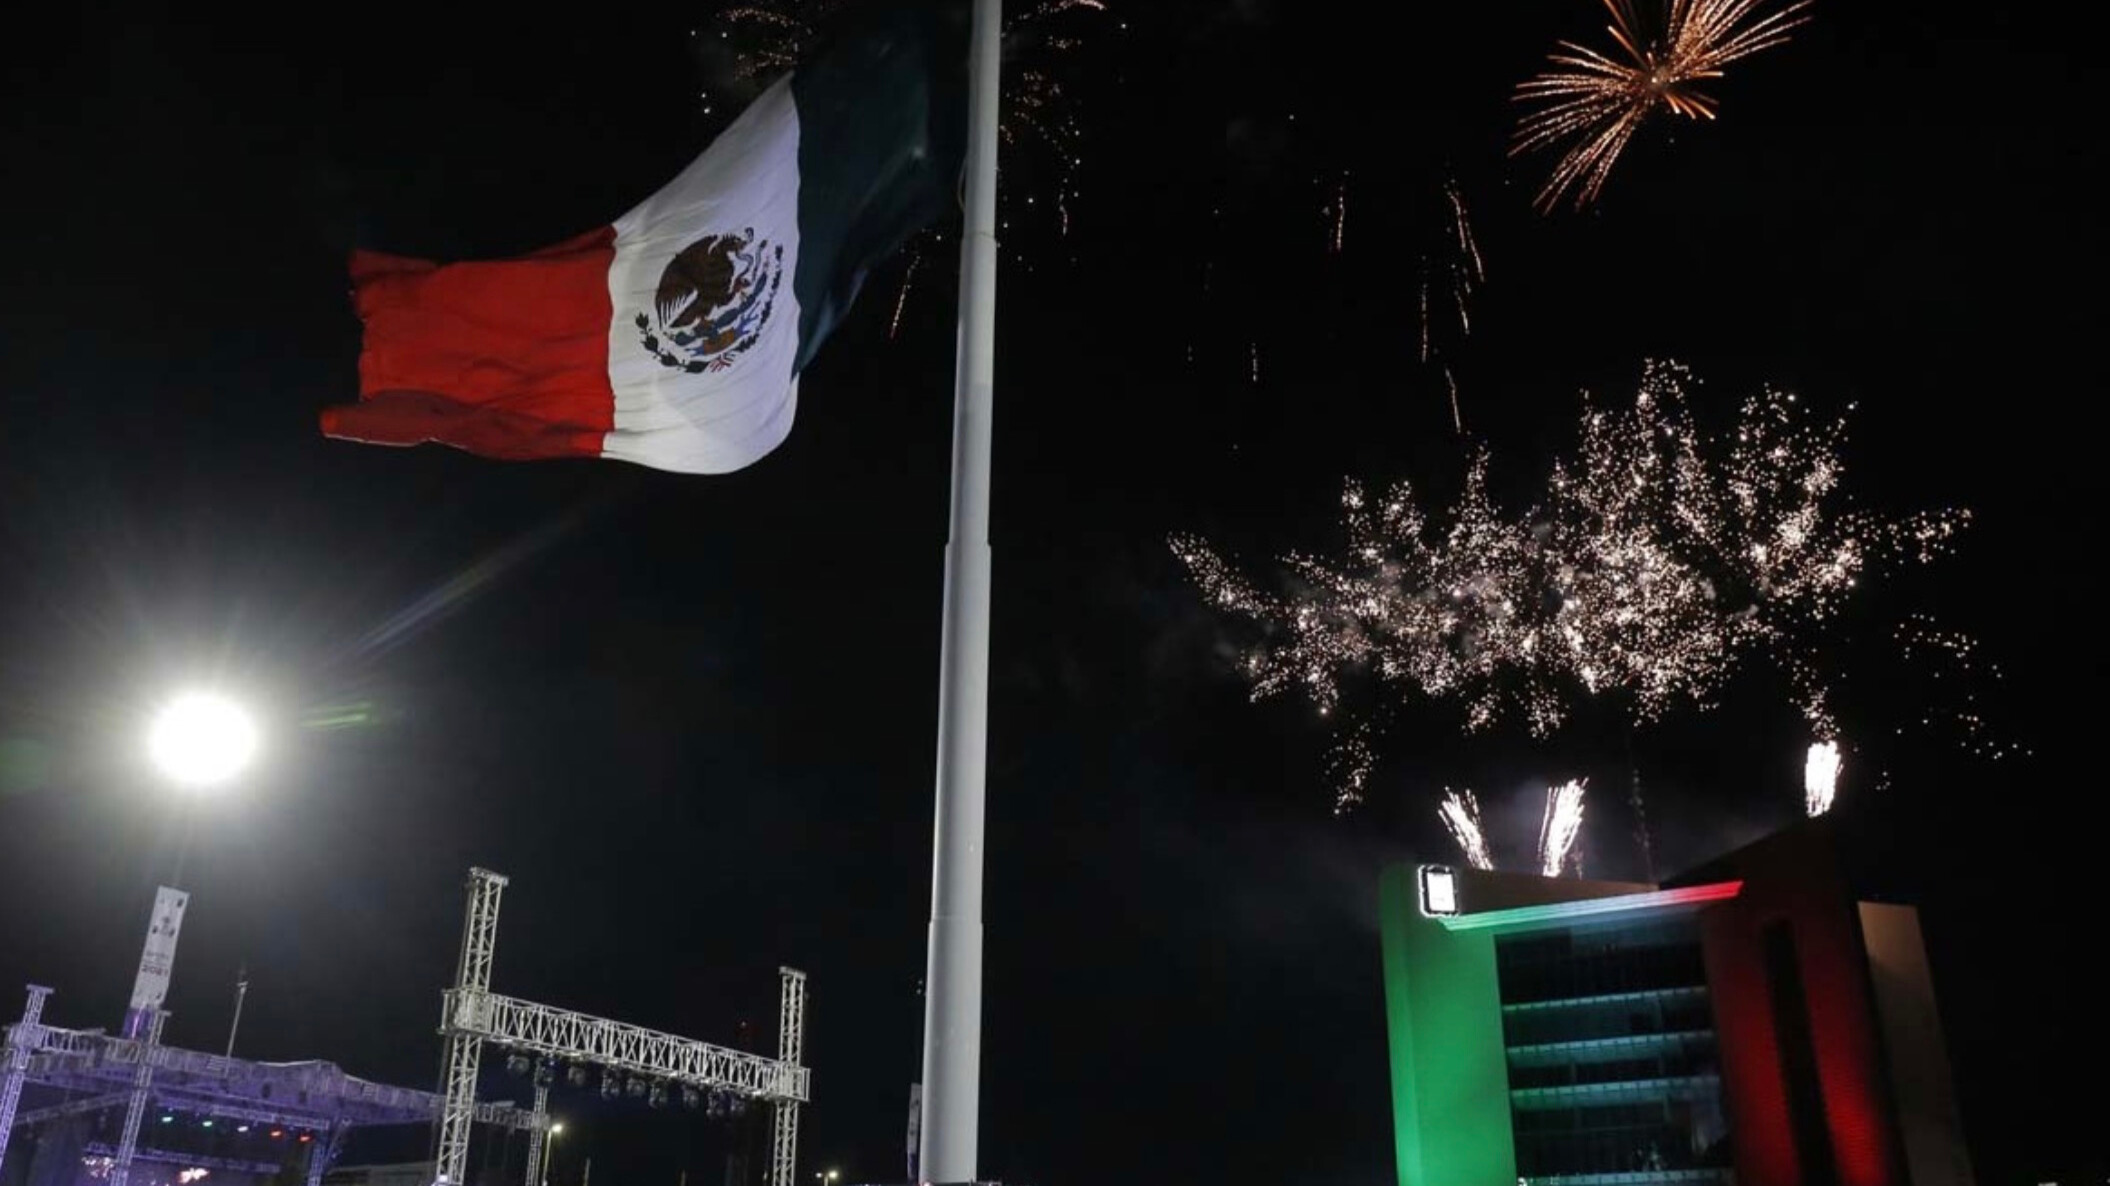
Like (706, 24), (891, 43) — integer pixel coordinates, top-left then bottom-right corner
(1377, 865), (1516, 1186)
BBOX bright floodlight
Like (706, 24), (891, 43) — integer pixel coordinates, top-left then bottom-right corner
(148, 693), (259, 788)
(1420, 865), (1459, 917)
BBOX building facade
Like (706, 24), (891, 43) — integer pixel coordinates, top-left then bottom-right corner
(1378, 821), (1974, 1185)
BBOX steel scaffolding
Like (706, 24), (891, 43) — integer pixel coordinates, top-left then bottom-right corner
(432, 868), (507, 1186)
(430, 869), (808, 1186)
(769, 970), (805, 1186)
(0, 985), (53, 1174)
(2, 985), (542, 1186)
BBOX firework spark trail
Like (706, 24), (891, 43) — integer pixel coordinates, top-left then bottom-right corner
(887, 246), (924, 340)
(1418, 179), (1482, 357)
(1326, 717), (1381, 812)
(1326, 173), (1349, 255)
(1512, 0), (1812, 211)
(1442, 178), (1481, 338)
(1447, 179), (1482, 282)
(1418, 178), (1483, 431)
(1538, 779), (1588, 877)
(1804, 739), (1841, 816)
(1438, 789), (1495, 870)
(1418, 282), (1430, 363)
(1893, 613), (2028, 761)
(1172, 362), (1971, 808)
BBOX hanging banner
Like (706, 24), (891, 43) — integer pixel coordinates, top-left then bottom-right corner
(128, 886), (190, 1013)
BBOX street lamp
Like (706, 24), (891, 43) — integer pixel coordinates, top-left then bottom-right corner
(542, 1123), (563, 1186)
(147, 692), (259, 789)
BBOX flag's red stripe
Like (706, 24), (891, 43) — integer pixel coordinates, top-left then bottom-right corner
(324, 227), (618, 460)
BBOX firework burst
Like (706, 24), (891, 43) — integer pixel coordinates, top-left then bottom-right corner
(1538, 779), (1588, 877)
(1438, 789), (1495, 871)
(1512, 0), (1812, 211)
(1172, 362), (1970, 808)
(1804, 739), (1840, 816)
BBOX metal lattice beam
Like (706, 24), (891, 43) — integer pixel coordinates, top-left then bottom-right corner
(305, 1119), (351, 1186)
(108, 1011), (168, 1186)
(426, 870), (805, 1186)
(769, 969), (806, 1186)
(10, 1021), (539, 1133)
(82, 1142), (287, 1176)
(431, 869), (506, 1186)
(0, 985), (55, 1175)
(521, 1084), (548, 1186)
(8, 1092), (128, 1129)
(442, 993), (805, 1103)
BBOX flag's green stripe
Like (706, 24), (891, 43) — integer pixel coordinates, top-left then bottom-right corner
(789, 0), (968, 370)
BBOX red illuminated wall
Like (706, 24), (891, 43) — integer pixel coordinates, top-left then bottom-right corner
(1684, 822), (1908, 1186)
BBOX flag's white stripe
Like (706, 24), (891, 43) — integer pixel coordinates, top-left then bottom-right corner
(603, 78), (805, 474)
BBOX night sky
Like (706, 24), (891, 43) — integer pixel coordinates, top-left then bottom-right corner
(3, 1), (2104, 1183)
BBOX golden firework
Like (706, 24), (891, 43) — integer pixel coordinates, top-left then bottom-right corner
(1513, 0), (1811, 211)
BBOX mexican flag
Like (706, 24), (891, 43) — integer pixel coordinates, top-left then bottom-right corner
(324, 2), (966, 473)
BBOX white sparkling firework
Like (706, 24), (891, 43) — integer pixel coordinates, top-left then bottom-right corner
(1804, 739), (1840, 817)
(1438, 789), (1495, 870)
(1172, 362), (1971, 807)
(1538, 779), (1588, 877)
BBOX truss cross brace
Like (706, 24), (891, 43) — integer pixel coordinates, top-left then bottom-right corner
(0, 985), (56, 1174)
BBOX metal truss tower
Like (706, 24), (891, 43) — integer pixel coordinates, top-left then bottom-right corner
(433, 869), (507, 1186)
(521, 1084), (549, 1186)
(769, 970), (805, 1186)
(430, 869), (808, 1186)
(109, 1010), (168, 1186)
(0, 984), (54, 1173)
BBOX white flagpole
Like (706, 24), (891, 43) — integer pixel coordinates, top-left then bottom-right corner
(918, 0), (1001, 1180)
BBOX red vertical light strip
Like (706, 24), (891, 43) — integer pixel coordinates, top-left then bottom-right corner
(1695, 822), (1907, 1186)
(1701, 904), (1800, 1184)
